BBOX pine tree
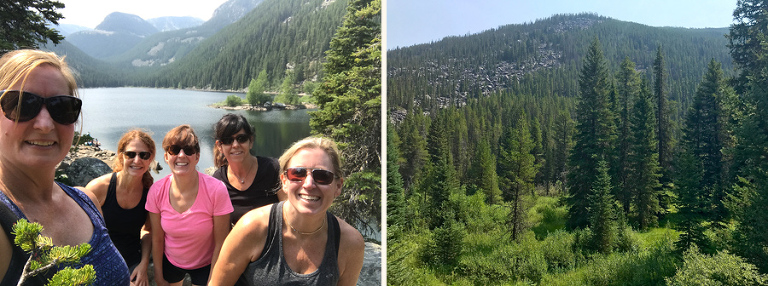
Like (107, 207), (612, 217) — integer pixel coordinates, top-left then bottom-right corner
(397, 111), (429, 191)
(386, 122), (406, 241)
(468, 138), (502, 204)
(309, 0), (381, 233)
(630, 80), (663, 230)
(0, 0), (65, 52)
(553, 110), (573, 195)
(567, 38), (616, 230)
(614, 57), (641, 215)
(276, 70), (298, 105)
(674, 151), (709, 253)
(497, 113), (537, 240)
(653, 46), (674, 187)
(588, 160), (617, 253)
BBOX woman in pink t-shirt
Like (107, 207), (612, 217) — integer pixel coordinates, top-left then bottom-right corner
(146, 125), (233, 286)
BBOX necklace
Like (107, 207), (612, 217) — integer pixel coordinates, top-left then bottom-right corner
(231, 160), (254, 184)
(286, 215), (326, 235)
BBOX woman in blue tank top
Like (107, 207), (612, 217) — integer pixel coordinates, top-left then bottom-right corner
(84, 129), (156, 285)
(210, 137), (365, 286)
(0, 49), (130, 285)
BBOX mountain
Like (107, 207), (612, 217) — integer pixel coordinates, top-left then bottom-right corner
(53, 24), (91, 37)
(148, 16), (204, 32)
(125, 0), (349, 90)
(387, 13), (732, 116)
(65, 12), (158, 59)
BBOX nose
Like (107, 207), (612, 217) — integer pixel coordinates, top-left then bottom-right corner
(302, 172), (316, 188)
(32, 106), (55, 132)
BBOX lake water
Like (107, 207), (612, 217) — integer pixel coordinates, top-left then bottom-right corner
(78, 87), (311, 179)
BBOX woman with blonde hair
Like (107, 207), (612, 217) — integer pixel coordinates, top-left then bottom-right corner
(146, 125), (232, 286)
(0, 49), (130, 285)
(210, 136), (365, 286)
(85, 129), (156, 286)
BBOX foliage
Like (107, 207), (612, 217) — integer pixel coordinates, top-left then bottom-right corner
(630, 79), (662, 230)
(310, 0), (381, 235)
(12, 219), (95, 286)
(274, 70), (299, 105)
(588, 160), (617, 253)
(666, 245), (768, 286)
(0, 0), (65, 52)
(224, 94), (244, 107)
(246, 70), (272, 105)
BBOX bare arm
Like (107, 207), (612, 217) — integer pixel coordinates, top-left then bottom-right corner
(149, 212), (169, 286)
(81, 174), (111, 216)
(130, 217), (152, 286)
(209, 208), (269, 286)
(209, 213), (230, 281)
(0, 228), (11, 283)
(336, 217), (365, 286)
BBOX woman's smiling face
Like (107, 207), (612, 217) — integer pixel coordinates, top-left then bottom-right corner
(281, 147), (343, 215)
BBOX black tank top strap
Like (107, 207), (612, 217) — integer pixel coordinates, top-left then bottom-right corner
(105, 172), (118, 205)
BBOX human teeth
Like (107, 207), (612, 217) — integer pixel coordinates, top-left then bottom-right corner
(299, 194), (320, 201)
(28, 141), (54, 147)
(176, 162), (188, 166)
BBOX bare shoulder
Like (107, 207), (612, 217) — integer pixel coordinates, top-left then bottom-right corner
(334, 216), (365, 252)
(82, 173), (112, 205)
(230, 204), (275, 261)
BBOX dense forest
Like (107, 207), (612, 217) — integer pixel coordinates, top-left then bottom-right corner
(387, 4), (768, 285)
(46, 0), (349, 91)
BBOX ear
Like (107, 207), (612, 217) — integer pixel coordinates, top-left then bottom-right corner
(334, 177), (343, 198)
(164, 151), (170, 163)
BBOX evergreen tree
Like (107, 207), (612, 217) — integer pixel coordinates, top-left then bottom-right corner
(630, 80), (663, 230)
(309, 0), (381, 233)
(567, 38), (616, 230)
(553, 110), (573, 195)
(386, 122), (406, 241)
(674, 151), (709, 253)
(614, 57), (641, 215)
(468, 138), (502, 204)
(397, 111), (429, 191)
(588, 160), (617, 253)
(0, 0), (65, 52)
(276, 70), (299, 105)
(653, 46), (674, 187)
(422, 112), (460, 230)
(497, 113), (537, 240)
(246, 69), (271, 105)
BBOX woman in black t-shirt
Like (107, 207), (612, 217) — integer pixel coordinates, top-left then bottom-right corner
(212, 114), (284, 225)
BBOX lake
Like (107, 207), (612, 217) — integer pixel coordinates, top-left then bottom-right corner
(78, 87), (312, 179)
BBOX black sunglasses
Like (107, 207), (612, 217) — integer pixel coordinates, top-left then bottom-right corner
(0, 90), (82, 125)
(284, 167), (337, 185)
(219, 134), (250, 145)
(124, 151), (152, 160)
(167, 145), (198, 155)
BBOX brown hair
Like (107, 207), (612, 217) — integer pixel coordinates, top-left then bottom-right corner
(162, 124), (200, 154)
(278, 136), (343, 178)
(113, 129), (156, 189)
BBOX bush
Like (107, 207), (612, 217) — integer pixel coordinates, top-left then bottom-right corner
(666, 245), (768, 286)
(225, 95), (243, 107)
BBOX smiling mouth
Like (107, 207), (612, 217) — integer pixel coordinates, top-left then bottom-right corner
(175, 162), (189, 166)
(299, 194), (320, 201)
(27, 140), (55, 147)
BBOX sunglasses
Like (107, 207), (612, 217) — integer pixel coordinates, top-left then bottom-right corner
(284, 167), (337, 185)
(1, 90), (82, 125)
(167, 145), (198, 155)
(219, 134), (250, 145)
(124, 151), (152, 160)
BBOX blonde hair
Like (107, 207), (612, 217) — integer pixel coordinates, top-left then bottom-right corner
(0, 49), (78, 96)
(113, 129), (156, 189)
(278, 136), (343, 178)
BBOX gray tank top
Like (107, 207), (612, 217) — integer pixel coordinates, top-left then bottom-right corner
(242, 201), (340, 285)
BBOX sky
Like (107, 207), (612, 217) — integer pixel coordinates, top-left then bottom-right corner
(58, 0), (230, 28)
(386, 0), (739, 50)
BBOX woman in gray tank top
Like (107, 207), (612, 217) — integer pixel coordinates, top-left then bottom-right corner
(209, 137), (365, 285)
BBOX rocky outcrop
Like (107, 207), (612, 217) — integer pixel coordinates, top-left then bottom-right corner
(360, 242), (382, 286)
(57, 146), (162, 187)
(66, 157), (114, 187)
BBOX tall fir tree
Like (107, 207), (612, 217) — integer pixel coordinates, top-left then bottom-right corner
(674, 151), (709, 253)
(653, 46), (674, 187)
(497, 113), (537, 240)
(0, 0), (65, 52)
(588, 160), (617, 253)
(468, 138), (502, 204)
(630, 79), (663, 230)
(397, 110), (429, 192)
(614, 57), (641, 215)
(553, 110), (573, 195)
(309, 0), (381, 233)
(567, 38), (616, 230)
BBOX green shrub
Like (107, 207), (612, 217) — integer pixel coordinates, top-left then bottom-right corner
(666, 245), (768, 286)
(224, 95), (243, 107)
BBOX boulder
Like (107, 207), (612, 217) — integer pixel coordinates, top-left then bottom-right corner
(66, 157), (113, 187)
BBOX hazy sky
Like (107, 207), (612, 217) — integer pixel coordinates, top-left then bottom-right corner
(59, 0), (230, 28)
(386, 0), (739, 49)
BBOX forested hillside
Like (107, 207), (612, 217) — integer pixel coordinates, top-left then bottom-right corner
(388, 14), (731, 118)
(388, 8), (768, 285)
(45, 0), (348, 91)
